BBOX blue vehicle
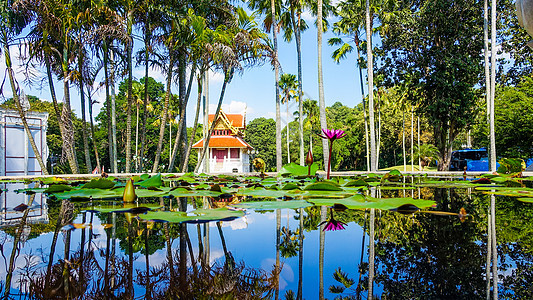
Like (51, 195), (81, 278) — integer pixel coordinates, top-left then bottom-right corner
(449, 148), (489, 171)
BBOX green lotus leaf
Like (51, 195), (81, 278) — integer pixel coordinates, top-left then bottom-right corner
(231, 200), (313, 210)
(54, 188), (122, 199)
(236, 187), (288, 198)
(15, 187), (47, 194)
(139, 211), (194, 222)
(279, 162), (319, 177)
(475, 187), (533, 197)
(187, 208), (245, 222)
(518, 198), (533, 203)
(344, 179), (369, 187)
(169, 188), (222, 197)
(44, 184), (75, 193)
(288, 189), (354, 198)
(136, 174), (163, 188)
(281, 183), (301, 190)
(304, 182), (344, 191)
(39, 177), (68, 184)
(81, 178), (116, 189)
(91, 203), (163, 213)
(308, 195), (435, 210)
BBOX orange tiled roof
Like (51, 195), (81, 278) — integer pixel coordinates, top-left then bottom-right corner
(208, 113), (245, 128)
(192, 136), (253, 149)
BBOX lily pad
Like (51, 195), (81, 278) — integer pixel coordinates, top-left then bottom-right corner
(231, 200), (313, 210)
(139, 211), (194, 222)
(187, 208), (245, 222)
(344, 179), (369, 187)
(279, 163), (319, 177)
(308, 195), (435, 210)
(236, 187), (287, 198)
(518, 198), (533, 203)
(91, 204), (163, 213)
(81, 178), (116, 189)
(53, 188), (120, 199)
(45, 184), (74, 193)
(304, 182), (344, 191)
(136, 174), (163, 188)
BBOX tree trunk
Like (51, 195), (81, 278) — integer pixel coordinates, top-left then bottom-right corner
(356, 46), (370, 172)
(194, 69), (233, 172)
(103, 43), (113, 173)
(88, 92), (101, 173)
(3, 43), (49, 175)
(152, 55), (175, 172)
(317, 0), (329, 170)
(125, 12), (134, 173)
(290, 7), (305, 166)
(403, 112), (406, 172)
(366, 0), (377, 172)
(489, 0), (497, 172)
(319, 206), (326, 300)
(62, 44), (79, 173)
(411, 109), (414, 171)
(272, 0), (282, 171)
(110, 50), (118, 173)
(180, 74), (203, 172)
(287, 101), (290, 164)
(178, 54), (188, 169)
(169, 63), (196, 172)
(139, 22), (151, 172)
(79, 49), (92, 173)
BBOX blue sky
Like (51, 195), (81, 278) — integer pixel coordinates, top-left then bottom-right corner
(0, 9), (367, 128)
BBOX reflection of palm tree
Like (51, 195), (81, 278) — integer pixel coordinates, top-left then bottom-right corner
(275, 209), (281, 299)
(319, 205), (327, 300)
(297, 208), (304, 300)
(279, 73), (298, 164)
(368, 208), (375, 300)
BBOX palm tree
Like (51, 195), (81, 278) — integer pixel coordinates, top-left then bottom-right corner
(1, 0), (48, 175)
(317, 0), (329, 172)
(329, 0), (370, 171)
(489, 0), (497, 172)
(195, 8), (272, 172)
(280, 0), (309, 165)
(366, 0), (376, 171)
(279, 73), (298, 164)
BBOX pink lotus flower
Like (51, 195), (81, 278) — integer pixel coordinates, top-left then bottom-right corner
(318, 129), (346, 142)
(318, 129), (346, 179)
(318, 209), (347, 231)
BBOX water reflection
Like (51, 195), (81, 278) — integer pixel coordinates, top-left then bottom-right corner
(2, 182), (533, 298)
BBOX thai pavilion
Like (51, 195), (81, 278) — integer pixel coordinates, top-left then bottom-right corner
(192, 111), (253, 173)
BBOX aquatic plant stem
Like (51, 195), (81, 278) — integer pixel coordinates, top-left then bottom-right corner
(326, 142), (332, 179)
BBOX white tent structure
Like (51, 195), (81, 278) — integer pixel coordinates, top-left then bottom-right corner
(0, 108), (49, 225)
(0, 108), (49, 176)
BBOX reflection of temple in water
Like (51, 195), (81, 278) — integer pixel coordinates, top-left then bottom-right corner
(0, 183), (48, 226)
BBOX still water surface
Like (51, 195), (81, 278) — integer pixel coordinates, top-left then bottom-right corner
(0, 177), (532, 299)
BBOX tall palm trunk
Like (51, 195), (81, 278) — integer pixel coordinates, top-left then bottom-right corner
(317, 0), (329, 168)
(366, 0), (377, 171)
(88, 91), (101, 172)
(275, 209), (281, 300)
(62, 42), (79, 173)
(403, 112), (406, 172)
(79, 49), (92, 173)
(368, 208), (375, 299)
(2, 42), (48, 174)
(287, 101), (290, 164)
(411, 109), (414, 171)
(181, 73), (203, 172)
(297, 208), (303, 300)
(484, 0), (491, 165)
(125, 12), (134, 173)
(289, 7), (305, 166)
(272, 0), (282, 171)
(489, 0), (497, 171)
(169, 63), (195, 172)
(319, 206), (326, 300)
(110, 51), (118, 173)
(135, 101), (140, 170)
(103, 43), (113, 173)
(194, 68), (233, 172)
(139, 21), (151, 172)
(152, 55), (175, 172)
(356, 45), (370, 172)
(178, 55), (188, 169)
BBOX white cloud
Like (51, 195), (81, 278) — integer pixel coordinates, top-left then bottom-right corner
(221, 215), (252, 230)
(260, 258), (294, 290)
(208, 100), (249, 116)
(208, 69), (225, 84)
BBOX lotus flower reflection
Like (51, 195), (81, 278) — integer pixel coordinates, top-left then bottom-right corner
(318, 129), (346, 179)
(319, 209), (347, 231)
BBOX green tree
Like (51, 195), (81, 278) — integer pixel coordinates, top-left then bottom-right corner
(245, 117), (277, 172)
(378, 0), (484, 170)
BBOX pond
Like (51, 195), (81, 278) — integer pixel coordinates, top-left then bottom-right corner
(0, 171), (532, 299)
